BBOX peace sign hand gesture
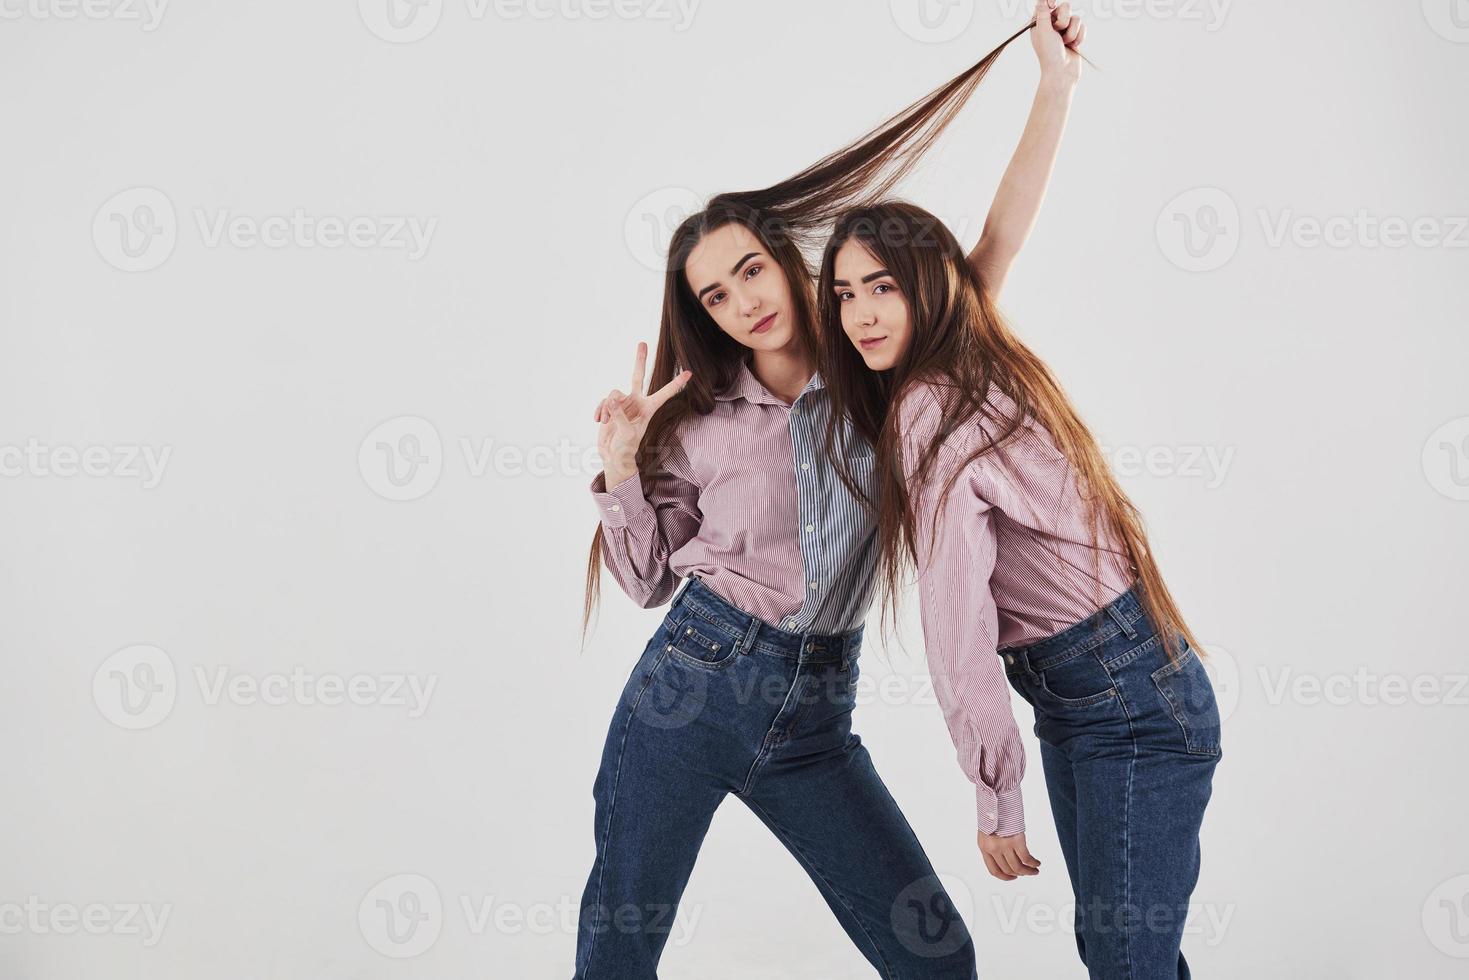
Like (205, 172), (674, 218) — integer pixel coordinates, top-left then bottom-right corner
(594, 342), (692, 490)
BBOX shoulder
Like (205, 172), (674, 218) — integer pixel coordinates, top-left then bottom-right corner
(892, 379), (976, 487)
(894, 378), (952, 438)
(893, 377), (982, 455)
(894, 377), (1057, 469)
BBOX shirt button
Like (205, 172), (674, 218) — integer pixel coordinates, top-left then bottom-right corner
(800, 462), (810, 470)
(610, 504), (621, 512)
(808, 581), (818, 590)
(805, 523), (814, 532)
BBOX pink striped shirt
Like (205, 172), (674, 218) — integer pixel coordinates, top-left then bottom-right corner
(591, 360), (879, 634)
(898, 380), (1132, 836)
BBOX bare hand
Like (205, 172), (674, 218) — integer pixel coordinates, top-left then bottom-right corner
(978, 829), (1041, 881)
(594, 342), (691, 485)
(1032, 0), (1087, 83)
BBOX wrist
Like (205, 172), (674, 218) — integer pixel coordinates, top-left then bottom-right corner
(1037, 70), (1078, 95)
(603, 462), (637, 489)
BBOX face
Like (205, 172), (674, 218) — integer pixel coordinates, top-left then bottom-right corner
(684, 222), (798, 353)
(832, 239), (911, 371)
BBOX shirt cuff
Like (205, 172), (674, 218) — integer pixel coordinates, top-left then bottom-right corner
(977, 783), (1025, 837)
(590, 470), (654, 531)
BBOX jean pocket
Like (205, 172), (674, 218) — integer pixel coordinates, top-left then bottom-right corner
(1151, 644), (1222, 756)
(1036, 650), (1119, 708)
(664, 615), (740, 670)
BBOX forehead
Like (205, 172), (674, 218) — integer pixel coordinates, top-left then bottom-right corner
(685, 223), (762, 286)
(833, 238), (882, 278)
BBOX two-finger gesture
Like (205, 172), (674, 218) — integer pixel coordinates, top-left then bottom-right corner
(594, 342), (691, 481)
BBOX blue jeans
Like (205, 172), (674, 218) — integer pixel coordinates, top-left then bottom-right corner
(1003, 585), (1222, 980)
(574, 576), (977, 979)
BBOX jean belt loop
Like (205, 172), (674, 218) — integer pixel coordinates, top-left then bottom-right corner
(1106, 597), (1138, 641)
(1020, 650), (1042, 685)
(737, 615), (761, 657)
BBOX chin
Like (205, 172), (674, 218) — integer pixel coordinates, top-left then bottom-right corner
(754, 325), (797, 352)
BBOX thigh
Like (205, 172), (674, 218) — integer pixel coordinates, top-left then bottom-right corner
(576, 643), (739, 978)
(740, 696), (977, 977)
(1064, 640), (1221, 980)
(1068, 743), (1216, 980)
(1039, 740), (1089, 964)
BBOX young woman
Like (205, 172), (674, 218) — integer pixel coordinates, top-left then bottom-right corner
(574, 5), (1087, 977)
(817, 202), (1222, 978)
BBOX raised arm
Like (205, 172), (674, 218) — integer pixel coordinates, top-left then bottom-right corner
(967, 0), (1087, 300)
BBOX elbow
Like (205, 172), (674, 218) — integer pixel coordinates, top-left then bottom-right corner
(637, 575), (677, 609)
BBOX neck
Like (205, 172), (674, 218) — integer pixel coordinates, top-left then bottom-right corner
(750, 345), (814, 405)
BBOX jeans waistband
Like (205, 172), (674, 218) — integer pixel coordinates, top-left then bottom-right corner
(1001, 583), (1151, 674)
(669, 575), (863, 665)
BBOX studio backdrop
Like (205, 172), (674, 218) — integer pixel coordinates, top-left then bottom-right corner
(2, 1), (1466, 978)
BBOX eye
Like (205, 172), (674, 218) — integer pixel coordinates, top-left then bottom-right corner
(873, 282), (894, 295)
(745, 264), (761, 280)
(707, 291), (726, 308)
(835, 289), (854, 302)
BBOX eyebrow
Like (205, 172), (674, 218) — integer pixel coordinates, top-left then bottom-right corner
(832, 268), (894, 287)
(695, 252), (762, 302)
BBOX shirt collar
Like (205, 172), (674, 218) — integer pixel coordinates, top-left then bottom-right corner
(714, 359), (824, 406)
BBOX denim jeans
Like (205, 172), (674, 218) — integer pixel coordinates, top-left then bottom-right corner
(574, 575), (977, 979)
(1003, 585), (1222, 980)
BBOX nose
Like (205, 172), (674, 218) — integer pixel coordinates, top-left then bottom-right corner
(739, 288), (762, 317)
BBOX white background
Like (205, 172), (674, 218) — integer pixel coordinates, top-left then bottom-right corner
(2, 0), (1467, 977)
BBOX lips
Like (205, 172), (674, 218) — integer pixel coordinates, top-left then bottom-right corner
(752, 313), (777, 334)
(859, 336), (887, 350)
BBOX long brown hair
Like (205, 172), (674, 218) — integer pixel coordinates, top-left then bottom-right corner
(815, 201), (1201, 662)
(582, 23), (1041, 635)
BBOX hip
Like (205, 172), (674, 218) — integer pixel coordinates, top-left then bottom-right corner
(1000, 585), (1223, 760)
